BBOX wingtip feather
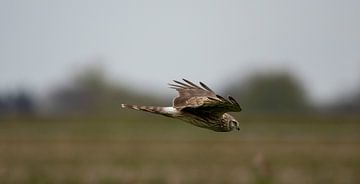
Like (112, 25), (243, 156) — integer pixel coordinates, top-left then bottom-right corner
(183, 79), (201, 89)
(173, 80), (192, 87)
(216, 95), (226, 101)
(200, 82), (214, 92)
(228, 96), (242, 111)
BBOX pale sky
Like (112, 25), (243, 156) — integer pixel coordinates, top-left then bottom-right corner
(0, 0), (359, 103)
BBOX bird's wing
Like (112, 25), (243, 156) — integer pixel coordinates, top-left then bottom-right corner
(169, 79), (242, 116)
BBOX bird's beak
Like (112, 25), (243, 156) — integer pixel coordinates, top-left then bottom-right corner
(235, 121), (240, 131)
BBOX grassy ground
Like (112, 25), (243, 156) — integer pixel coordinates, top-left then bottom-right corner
(0, 114), (359, 183)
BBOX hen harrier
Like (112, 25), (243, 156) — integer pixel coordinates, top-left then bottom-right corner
(121, 79), (242, 132)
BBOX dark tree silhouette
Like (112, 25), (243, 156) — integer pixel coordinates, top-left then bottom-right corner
(226, 72), (309, 113)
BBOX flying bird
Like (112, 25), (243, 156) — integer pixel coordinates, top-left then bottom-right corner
(121, 79), (242, 132)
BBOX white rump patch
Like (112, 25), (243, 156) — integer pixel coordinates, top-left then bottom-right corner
(163, 107), (178, 113)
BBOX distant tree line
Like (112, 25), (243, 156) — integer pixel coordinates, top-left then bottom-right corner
(45, 65), (160, 117)
(0, 92), (34, 117)
(224, 72), (309, 113)
(0, 66), (359, 118)
(323, 86), (360, 113)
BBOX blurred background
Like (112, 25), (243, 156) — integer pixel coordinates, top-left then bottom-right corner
(0, 1), (359, 183)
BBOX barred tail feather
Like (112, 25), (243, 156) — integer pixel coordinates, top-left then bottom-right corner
(121, 104), (177, 117)
(121, 104), (161, 113)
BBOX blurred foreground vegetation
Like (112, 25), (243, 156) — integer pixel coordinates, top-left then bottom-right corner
(0, 114), (359, 184)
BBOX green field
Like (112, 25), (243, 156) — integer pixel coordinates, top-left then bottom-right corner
(0, 114), (359, 183)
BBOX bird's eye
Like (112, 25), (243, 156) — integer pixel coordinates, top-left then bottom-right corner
(230, 120), (240, 130)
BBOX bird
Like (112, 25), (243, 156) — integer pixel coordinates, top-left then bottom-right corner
(121, 79), (242, 132)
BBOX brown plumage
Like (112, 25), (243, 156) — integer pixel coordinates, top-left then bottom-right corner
(121, 79), (242, 132)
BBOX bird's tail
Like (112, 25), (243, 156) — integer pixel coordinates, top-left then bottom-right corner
(121, 104), (177, 117)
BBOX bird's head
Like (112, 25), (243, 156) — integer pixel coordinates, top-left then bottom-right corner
(230, 119), (240, 131)
(223, 114), (240, 131)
